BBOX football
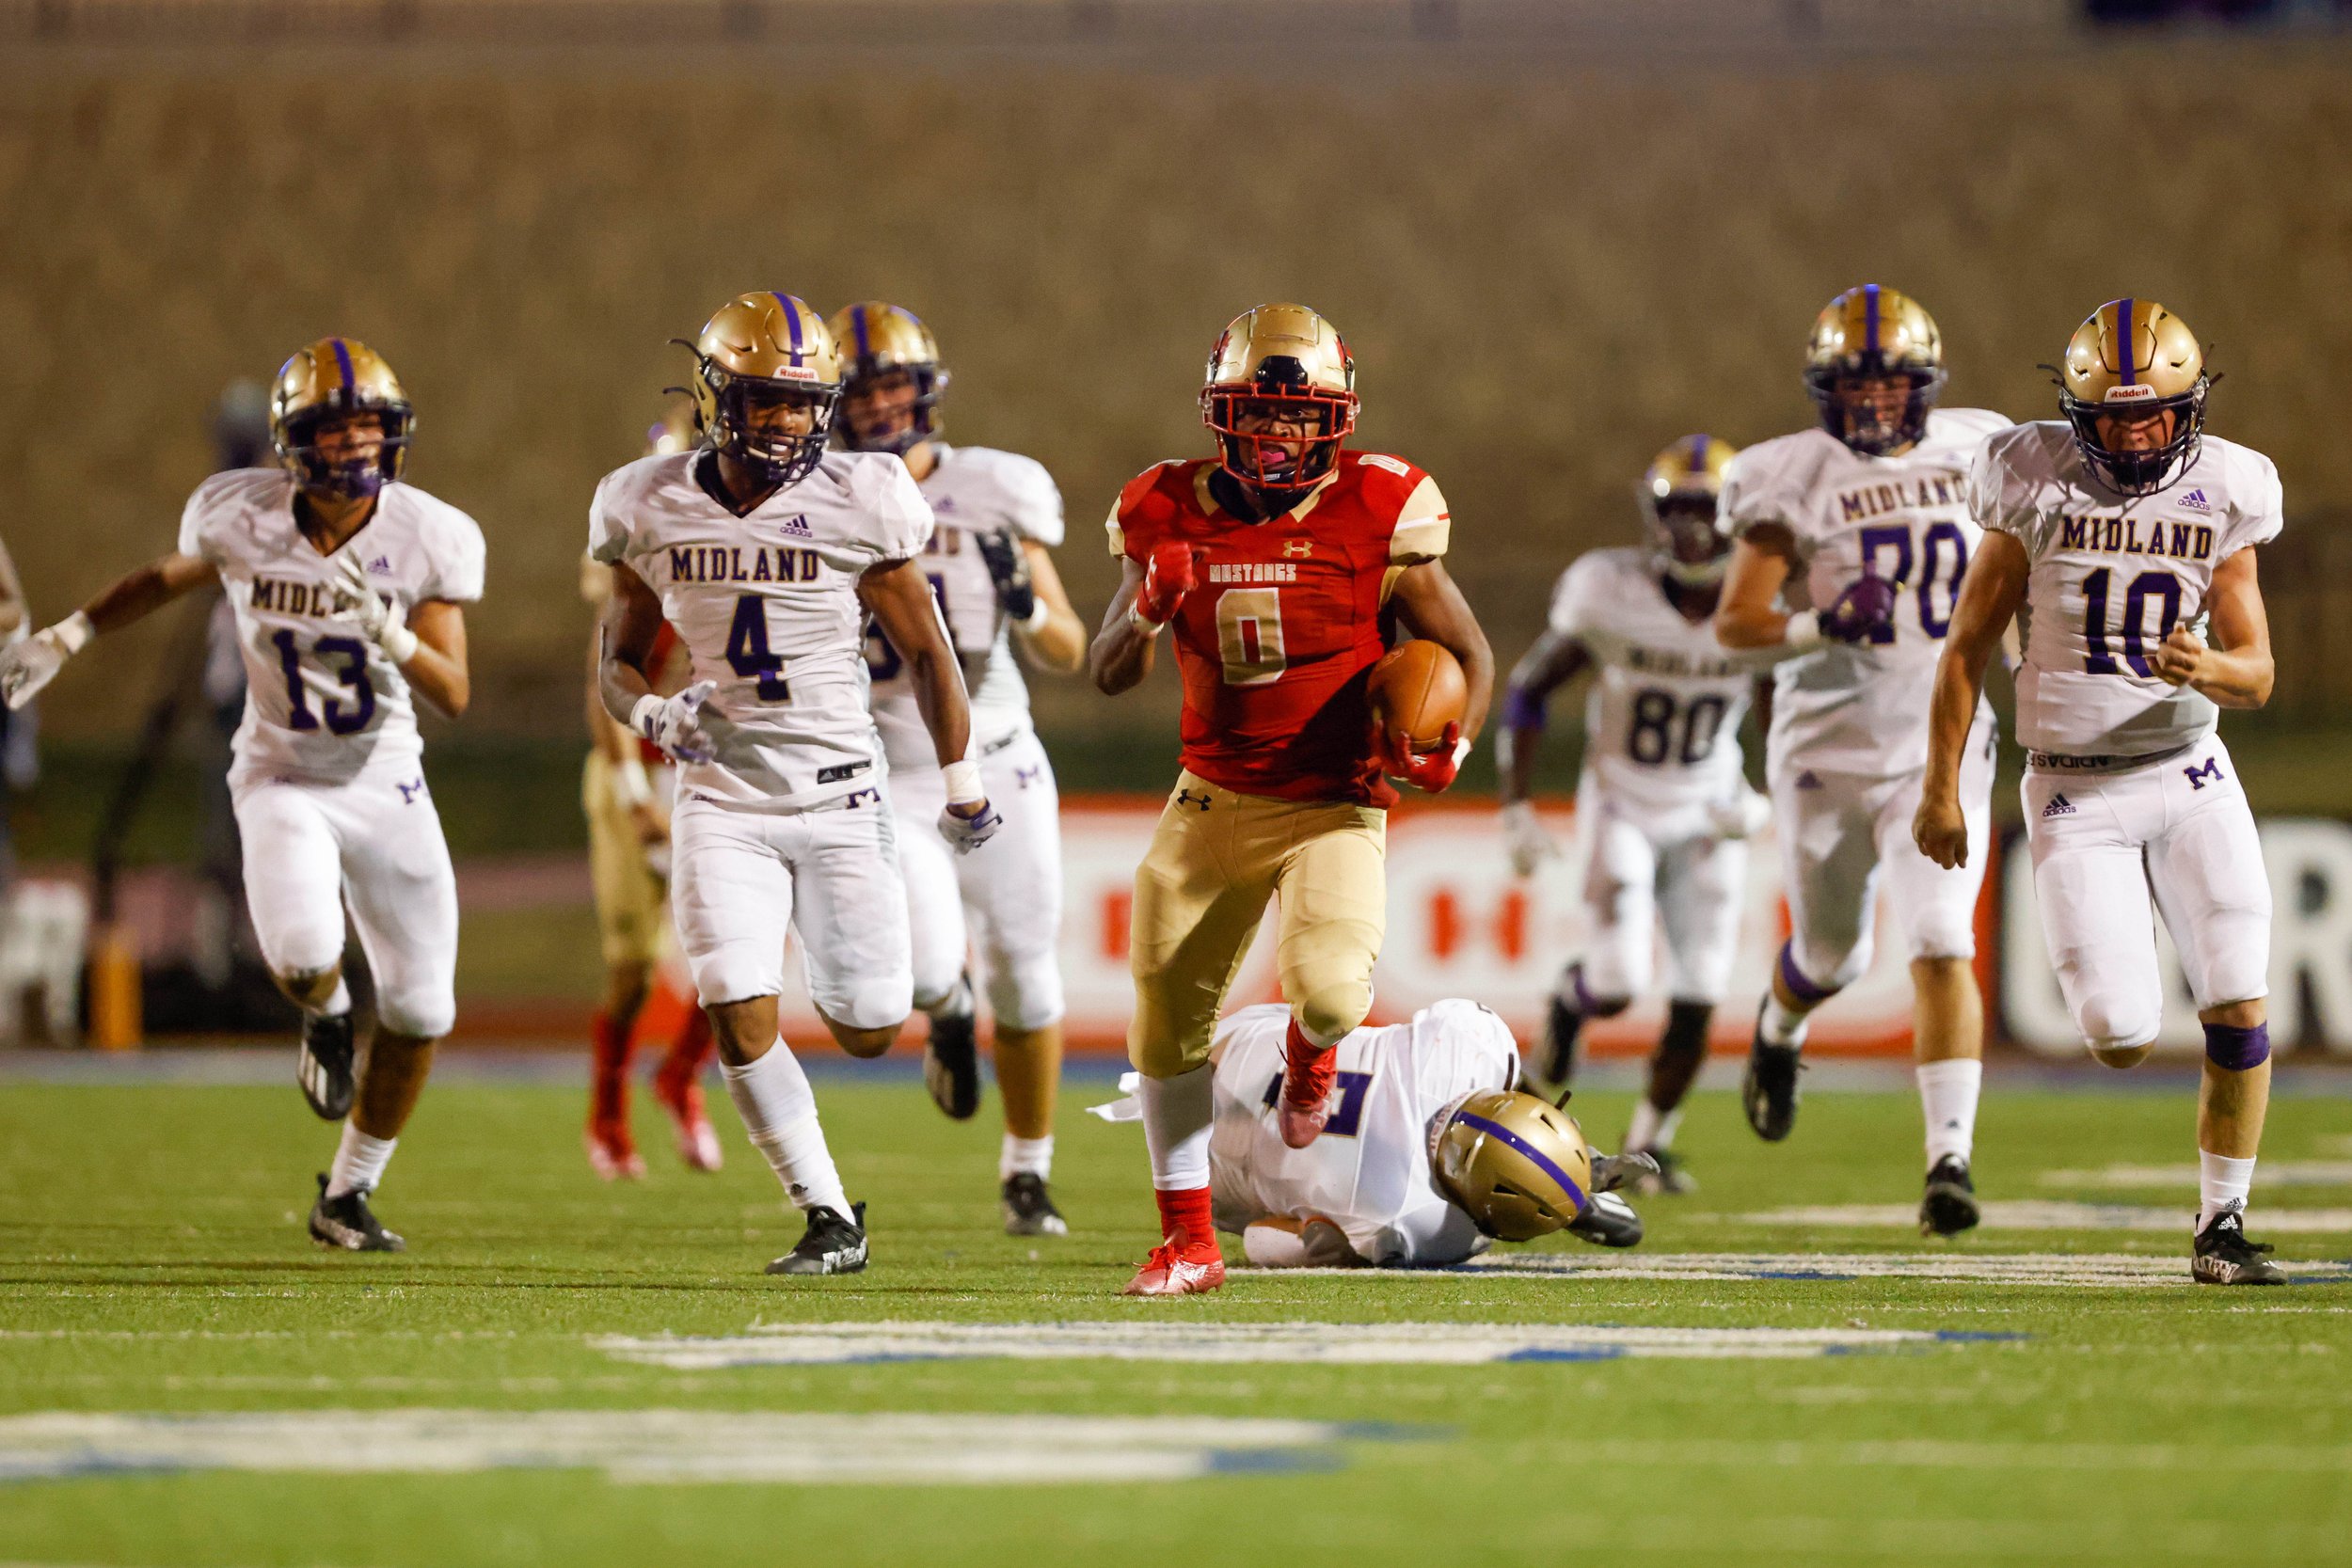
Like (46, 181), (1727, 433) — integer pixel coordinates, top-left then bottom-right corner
(1367, 639), (1468, 752)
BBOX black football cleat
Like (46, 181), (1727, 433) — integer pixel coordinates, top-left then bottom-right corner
(922, 978), (981, 1121)
(2192, 1202), (2286, 1285)
(1919, 1155), (1980, 1238)
(296, 1010), (357, 1122)
(1539, 988), (1584, 1090)
(768, 1201), (868, 1275)
(1001, 1172), (1068, 1237)
(1567, 1191), (1644, 1248)
(308, 1173), (405, 1253)
(1741, 1006), (1804, 1142)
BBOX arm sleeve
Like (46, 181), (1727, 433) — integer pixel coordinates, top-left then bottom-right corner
(1389, 474), (1451, 564)
(587, 473), (632, 566)
(1004, 456), (1066, 547)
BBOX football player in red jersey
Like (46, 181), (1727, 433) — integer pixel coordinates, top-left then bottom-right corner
(1089, 303), (1493, 1296)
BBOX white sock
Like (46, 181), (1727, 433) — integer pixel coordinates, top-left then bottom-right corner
(311, 977), (352, 1019)
(1000, 1133), (1054, 1181)
(1759, 992), (1810, 1048)
(325, 1123), (396, 1198)
(1139, 1066), (1214, 1191)
(720, 1040), (850, 1217)
(1626, 1101), (1680, 1154)
(1915, 1058), (1982, 1167)
(2198, 1150), (2256, 1231)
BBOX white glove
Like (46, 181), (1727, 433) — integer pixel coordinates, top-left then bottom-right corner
(332, 555), (418, 663)
(1708, 786), (1773, 842)
(1502, 800), (1557, 878)
(938, 800), (1003, 855)
(0, 612), (91, 710)
(630, 681), (719, 764)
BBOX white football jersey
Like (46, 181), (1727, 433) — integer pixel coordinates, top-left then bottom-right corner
(589, 450), (932, 811)
(178, 468), (485, 783)
(1972, 422), (2281, 757)
(1548, 546), (1791, 825)
(1721, 408), (2010, 776)
(1208, 1000), (1518, 1267)
(868, 444), (1065, 768)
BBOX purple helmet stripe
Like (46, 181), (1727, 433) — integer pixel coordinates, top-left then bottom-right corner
(329, 338), (355, 390)
(1452, 1111), (1590, 1213)
(771, 292), (804, 363)
(2117, 297), (2136, 386)
(851, 304), (873, 359)
(1687, 433), (1709, 473)
(1862, 284), (1881, 357)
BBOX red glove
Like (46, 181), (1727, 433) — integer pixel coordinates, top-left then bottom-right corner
(1135, 543), (1199, 627)
(1382, 721), (1464, 793)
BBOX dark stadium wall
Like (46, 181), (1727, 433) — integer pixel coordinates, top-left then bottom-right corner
(3, 52), (2349, 758)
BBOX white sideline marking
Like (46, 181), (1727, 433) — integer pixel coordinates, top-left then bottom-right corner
(0, 1409), (1373, 1486)
(1730, 1201), (2352, 1233)
(1248, 1251), (2352, 1287)
(2041, 1161), (2352, 1191)
(593, 1320), (1994, 1369)
(1584, 1439), (2352, 1473)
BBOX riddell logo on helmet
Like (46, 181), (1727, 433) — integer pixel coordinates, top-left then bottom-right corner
(771, 365), (821, 382)
(2102, 384), (2160, 404)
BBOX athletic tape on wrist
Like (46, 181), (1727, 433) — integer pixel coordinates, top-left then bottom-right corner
(1016, 597), (1052, 633)
(380, 623), (420, 664)
(629, 692), (664, 742)
(53, 611), (94, 656)
(943, 758), (984, 805)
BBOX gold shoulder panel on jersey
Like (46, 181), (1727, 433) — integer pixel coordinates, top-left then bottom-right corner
(1432, 1088), (1592, 1242)
(269, 336), (415, 498)
(2056, 297), (2211, 498)
(1389, 473), (1452, 565)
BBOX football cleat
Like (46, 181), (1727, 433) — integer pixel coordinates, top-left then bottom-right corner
(583, 1118), (645, 1182)
(2192, 1201), (2286, 1286)
(296, 1010), (357, 1122)
(768, 1201), (868, 1276)
(1629, 1148), (1697, 1196)
(652, 1061), (723, 1173)
(922, 977), (981, 1121)
(1278, 1033), (1338, 1149)
(1121, 1239), (1226, 1297)
(1002, 1173), (1068, 1237)
(308, 1173), (405, 1253)
(1919, 1154), (1980, 1238)
(1566, 1191), (1643, 1248)
(1741, 1007), (1804, 1142)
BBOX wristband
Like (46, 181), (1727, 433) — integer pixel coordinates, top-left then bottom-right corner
(1126, 602), (1165, 636)
(942, 758), (984, 805)
(1015, 597), (1052, 634)
(1782, 610), (1825, 652)
(612, 753), (653, 809)
(629, 692), (664, 741)
(380, 623), (420, 664)
(53, 611), (94, 656)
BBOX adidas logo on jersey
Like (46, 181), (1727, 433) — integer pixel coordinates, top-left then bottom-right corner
(2178, 489), (2211, 513)
(366, 554), (392, 576)
(1795, 771), (1822, 791)
(2042, 794), (2077, 818)
(779, 515), (814, 538)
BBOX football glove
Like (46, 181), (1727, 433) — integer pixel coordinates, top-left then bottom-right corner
(974, 529), (1038, 623)
(0, 612), (90, 710)
(1134, 543), (1198, 627)
(938, 799), (1004, 855)
(1818, 569), (1898, 645)
(1502, 800), (1557, 877)
(1588, 1149), (1661, 1195)
(331, 554), (418, 663)
(1382, 721), (1466, 794)
(1707, 786), (1773, 842)
(631, 680), (719, 765)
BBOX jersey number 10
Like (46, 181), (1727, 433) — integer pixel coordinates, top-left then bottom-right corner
(2081, 567), (2183, 677)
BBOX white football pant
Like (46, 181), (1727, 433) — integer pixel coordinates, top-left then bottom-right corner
(1575, 803), (1746, 1006)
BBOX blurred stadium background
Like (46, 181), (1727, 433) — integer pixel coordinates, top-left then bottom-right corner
(2, 0), (2349, 1054)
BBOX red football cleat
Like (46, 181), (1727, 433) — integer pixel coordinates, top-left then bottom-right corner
(1279, 1022), (1338, 1149)
(584, 1117), (645, 1181)
(653, 1062), (723, 1174)
(1121, 1239), (1227, 1297)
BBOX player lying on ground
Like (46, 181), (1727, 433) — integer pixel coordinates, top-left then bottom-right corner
(1089, 303), (1494, 1297)
(1497, 435), (1795, 1196)
(578, 402), (720, 1181)
(1916, 298), (2286, 1285)
(592, 293), (994, 1277)
(1715, 285), (2008, 1238)
(0, 338), (484, 1253)
(1097, 1000), (1649, 1267)
(831, 301), (1088, 1237)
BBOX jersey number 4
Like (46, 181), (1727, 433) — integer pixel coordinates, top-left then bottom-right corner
(271, 629), (374, 736)
(725, 595), (791, 701)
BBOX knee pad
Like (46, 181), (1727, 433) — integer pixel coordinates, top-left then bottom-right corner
(1908, 904), (1979, 964)
(1291, 970), (1372, 1050)
(982, 949), (1065, 1033)
(375, 985), (454, 1042)
(2075, 995), (2159, 1067)
(818, 974), (913, 1037)
(2204, 1022), (2270, 1070)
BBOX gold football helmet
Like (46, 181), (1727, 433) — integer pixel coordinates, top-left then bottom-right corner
(2058, 297), (2210, 498)
(675, 293), (841, 484)
(269, 337), (414, 499)
(1200, 303), (1359, 494)
(1432, 1088), (1593, 1242)
(1640, 434), (1738, 587)
(1804, 284), (1947, 456)
(829, 301), (948, 456)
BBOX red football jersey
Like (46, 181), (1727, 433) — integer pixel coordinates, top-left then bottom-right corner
(1111, 452), (1453, 806)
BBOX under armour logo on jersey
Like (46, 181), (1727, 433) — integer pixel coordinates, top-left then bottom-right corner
(1281, 538), (1313, 559)
(1175, 788), (1212, 812)
(1016, 764), (1042, 789)
(396, 778), (426, 804)
(2185, 757), (2224, 790)
(1795, 770), (1822, 791)
(779, 515), (813, 538)
(2178, 489), (2212, 513)
(2041, 794), (2076, 818)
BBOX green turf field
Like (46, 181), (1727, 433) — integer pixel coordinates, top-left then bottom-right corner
(3, 1067), (2349, 1568)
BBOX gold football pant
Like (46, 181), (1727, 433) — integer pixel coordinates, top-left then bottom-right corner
(583, 749), (670, 971)
(1126, 769), (1387, 1079)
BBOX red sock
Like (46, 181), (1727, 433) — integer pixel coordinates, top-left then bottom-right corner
(660, 1006), (715, 1086)
(590, 1010), (633, 1123)
(1153, 1185), (1214, 1251)
(1281, 1017), (1336, 1108)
